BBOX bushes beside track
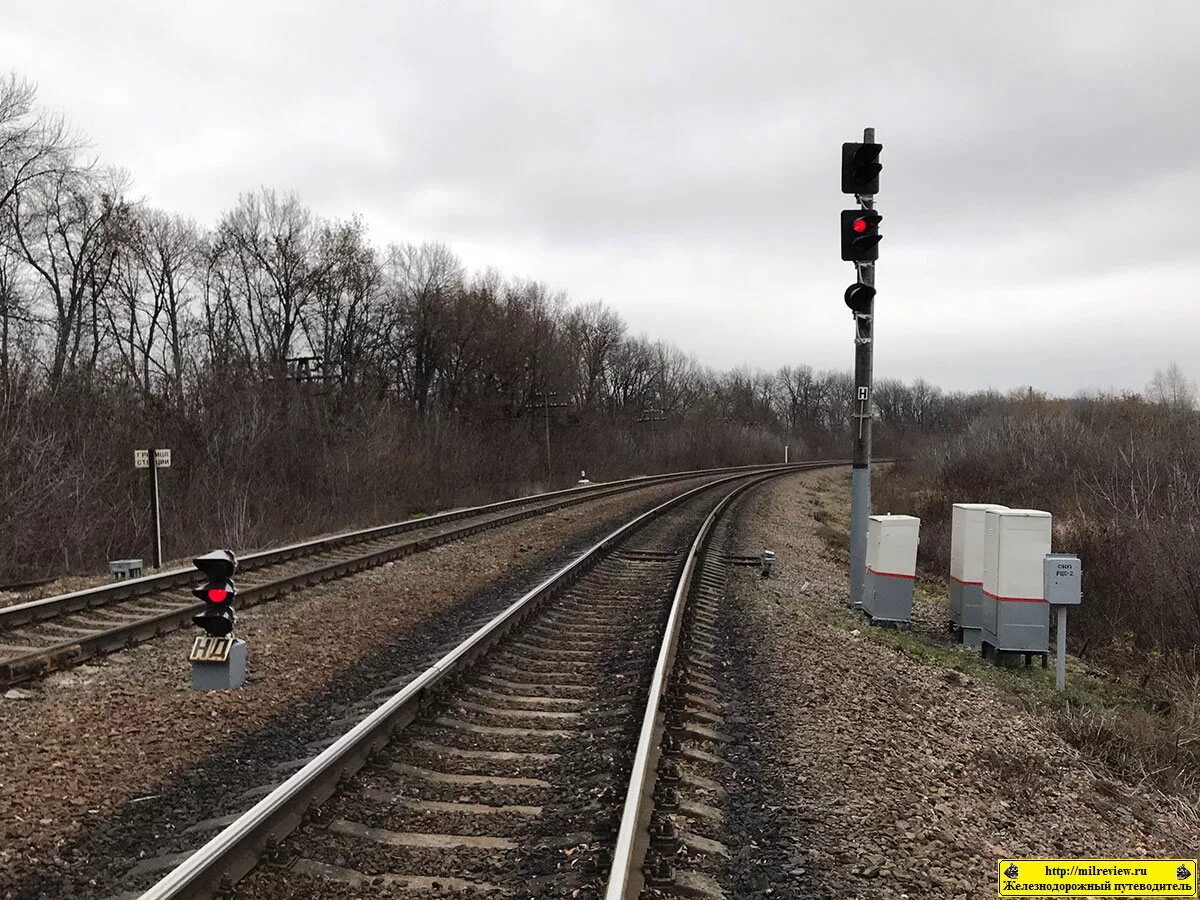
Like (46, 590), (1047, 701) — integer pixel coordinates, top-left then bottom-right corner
(877, 392), (1200, 672)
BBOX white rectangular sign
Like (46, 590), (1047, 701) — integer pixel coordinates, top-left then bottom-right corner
(134, 449), (150, 468)
(154, 448), (172, 468)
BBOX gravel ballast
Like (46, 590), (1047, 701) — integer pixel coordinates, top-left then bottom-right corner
(720, 469), (1200, 900)
(0, 478), (706, 899)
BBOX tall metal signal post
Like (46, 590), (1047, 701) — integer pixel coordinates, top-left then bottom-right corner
(840, 128), (883, 607)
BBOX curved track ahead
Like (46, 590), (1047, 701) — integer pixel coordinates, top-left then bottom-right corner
(130, 464), (825, 900)
(0, 462), (837, 688)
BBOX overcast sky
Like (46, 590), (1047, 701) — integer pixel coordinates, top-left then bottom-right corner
(4, 1), (1199, 394)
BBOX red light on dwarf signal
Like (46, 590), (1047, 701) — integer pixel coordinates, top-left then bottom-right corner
(853, 217), (868, 234)
(206, 587), (229, 603)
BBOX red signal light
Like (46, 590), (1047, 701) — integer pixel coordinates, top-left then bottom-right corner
(853, 217), (868, 234)
(206, 587), (229, 604)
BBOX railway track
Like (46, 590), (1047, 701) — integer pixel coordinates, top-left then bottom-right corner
(128, 466), (803, 900)
(0, 462), (831, 689)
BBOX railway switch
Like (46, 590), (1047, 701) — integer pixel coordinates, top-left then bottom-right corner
(189, 549), (247, 691)
(860, 514), (919, 623)
(949, 503), (1008, 647)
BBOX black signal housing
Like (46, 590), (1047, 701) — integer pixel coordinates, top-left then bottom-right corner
(191, 549), (238, 638)
(841, 141), (882, 195)
(841, 210), (883, 262)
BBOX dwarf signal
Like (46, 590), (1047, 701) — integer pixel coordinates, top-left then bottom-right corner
(192, 549), (238, 638)
(188, 548), (247, 690)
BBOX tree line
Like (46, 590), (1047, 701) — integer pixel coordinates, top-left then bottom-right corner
(0, 74), (994, 440)
(8, 71), (1179, 586)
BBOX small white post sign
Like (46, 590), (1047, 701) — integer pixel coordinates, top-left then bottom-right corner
(1044, 554), (1082, 691)
(133, 447), (172, 569)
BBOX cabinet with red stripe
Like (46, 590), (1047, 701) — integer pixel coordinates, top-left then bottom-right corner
(981, 508), (1053, 656)
(949, 503), (1008, 647)
(861, 514), (920, 624)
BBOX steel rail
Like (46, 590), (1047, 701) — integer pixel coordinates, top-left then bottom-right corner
(137, 462), (831, 900)
(602, 473), (760, 900)
(0, 474), (689, 685)
(1, 461), (833, 630)
(0, 462), (842, 686)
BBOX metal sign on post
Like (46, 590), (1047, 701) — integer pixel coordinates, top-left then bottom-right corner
(134, 447), (172, 570)
(1044, 554), (1082, 690)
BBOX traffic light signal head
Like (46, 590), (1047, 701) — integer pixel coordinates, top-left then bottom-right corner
(841, 210), (883, 262)
(193, 549), (236, 582)
(841, 142), (882, 195)
(192, 549), (237, 637)
(844, 282), (876, 314)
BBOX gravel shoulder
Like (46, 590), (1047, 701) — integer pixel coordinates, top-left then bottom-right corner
(0, 478), (700, 898)
(720, 469), (1200, 900)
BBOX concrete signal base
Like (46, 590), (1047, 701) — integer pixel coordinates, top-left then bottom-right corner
(191, 639), (247, 691)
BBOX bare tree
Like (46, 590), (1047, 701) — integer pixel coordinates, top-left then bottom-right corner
(211, 189), (324, 373)
(437, 271), (496, 413)
(382, 241), (464, 413)
(607, 335), (655, 412)
(0, 73), (76, 216)
(7, 167), (133, 385)
(490, 278), (567, 417)
(565, 300), (625, 411)
(300, 216), (381, 387)
(0, 220), (37, 394)
(822, 369), (856, 431)
(1146, 362), (1197, 412)
(105, 208), (199, 399)
(654, 342), (701, 418)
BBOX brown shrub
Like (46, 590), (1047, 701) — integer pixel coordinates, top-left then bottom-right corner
(0, 379), (789, 583)
(877, 396), (1200, 661)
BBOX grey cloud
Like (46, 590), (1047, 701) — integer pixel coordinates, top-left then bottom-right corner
(3, 0), (1199, 391)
